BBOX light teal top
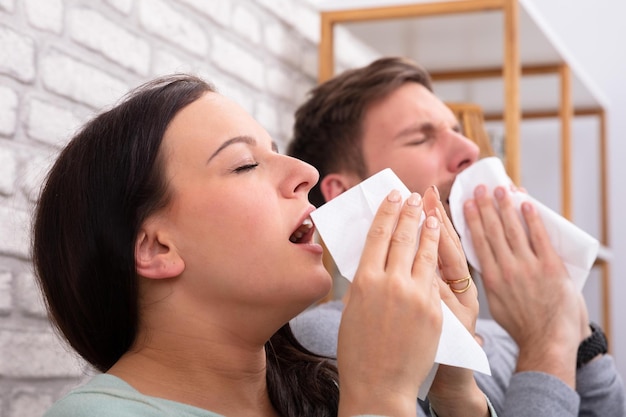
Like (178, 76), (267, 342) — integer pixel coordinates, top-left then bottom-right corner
(44, 373), (392, 417)
(44, 374), (222, 417)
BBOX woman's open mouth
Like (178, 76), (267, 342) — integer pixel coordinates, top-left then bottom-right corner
(289, 217), (314, 244)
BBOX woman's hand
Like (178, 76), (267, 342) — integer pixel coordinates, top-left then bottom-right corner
(423, 186), (488, 417)
(337, 190), (442, 417)
(424, 186), (478, 333)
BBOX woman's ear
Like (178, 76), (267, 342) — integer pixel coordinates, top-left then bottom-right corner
(135, 224), (185, 279)
(319, 172), (360, 202)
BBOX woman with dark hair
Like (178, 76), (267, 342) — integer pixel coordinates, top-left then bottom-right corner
(32, 74), (460, 417)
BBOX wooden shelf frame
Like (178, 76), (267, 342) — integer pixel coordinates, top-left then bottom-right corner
(318, 0), (612, 342)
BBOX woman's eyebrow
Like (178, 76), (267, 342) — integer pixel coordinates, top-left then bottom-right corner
(207, 135), (256, 164)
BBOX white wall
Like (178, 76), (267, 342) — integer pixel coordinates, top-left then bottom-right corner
(523, 0), (626, 382)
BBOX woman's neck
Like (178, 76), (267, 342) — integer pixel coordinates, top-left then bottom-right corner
(108, 329), (278, 417)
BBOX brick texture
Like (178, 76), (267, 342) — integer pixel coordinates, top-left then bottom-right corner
(0, 86), (18, 137)
(0, 1), (376, 415)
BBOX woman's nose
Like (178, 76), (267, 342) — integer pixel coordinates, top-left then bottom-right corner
(281, 155), (320, 197)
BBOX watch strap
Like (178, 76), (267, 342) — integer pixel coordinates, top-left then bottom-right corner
(576, 322), (608, 369)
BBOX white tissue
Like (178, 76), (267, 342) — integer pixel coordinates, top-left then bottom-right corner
(448, 157), (599, 291)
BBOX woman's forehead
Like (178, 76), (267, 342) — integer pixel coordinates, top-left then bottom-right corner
(162, 91), (271, 155)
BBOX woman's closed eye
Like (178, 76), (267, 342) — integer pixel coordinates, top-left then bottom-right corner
(233, 162), (259, 173)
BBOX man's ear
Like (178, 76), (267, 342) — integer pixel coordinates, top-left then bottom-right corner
(135, 226), (185, 280)
(319, 172), (361, 202)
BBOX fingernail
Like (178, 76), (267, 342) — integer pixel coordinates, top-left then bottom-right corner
(521, 202), (534, 214)
(426, 215), (439, 229)
(430, 185), (440, 200)
(387, 189), (401, 202)
(428, 208), (443, 221)
(407, 192), (421, 206)
(464, 200), (477, 212)
(434, 207), (443, 221)
(474, 185), (486, 197)
(494, 187), (505, 200)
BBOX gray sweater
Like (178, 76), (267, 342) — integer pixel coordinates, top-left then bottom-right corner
(291, 300), (625, 417)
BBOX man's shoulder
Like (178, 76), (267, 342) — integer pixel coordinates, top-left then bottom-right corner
(294, 300), (344, 325)
(291, 300), (345, 358)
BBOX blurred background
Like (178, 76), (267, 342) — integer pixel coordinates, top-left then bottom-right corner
(0, 0), (624, 415)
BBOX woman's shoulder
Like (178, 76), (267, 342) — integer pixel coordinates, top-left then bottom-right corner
(44, 374), (223, 417)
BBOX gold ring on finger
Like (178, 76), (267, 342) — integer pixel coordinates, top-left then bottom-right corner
(445, 275), (473, 294)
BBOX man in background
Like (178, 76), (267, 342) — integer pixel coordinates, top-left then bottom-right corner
(287, 56), (625, 416)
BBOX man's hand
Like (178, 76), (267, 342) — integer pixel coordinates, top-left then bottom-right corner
(463, 184), (581, 388)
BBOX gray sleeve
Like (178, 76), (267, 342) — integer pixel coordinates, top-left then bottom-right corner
(290, 302), (342, 359)
(577, 354), (626, 417)
(503, 371), (580, 417)
(293, 307), (625, 417)
(498, 358), (625, 417)
(475, 319), (625, 417)
(429, 395), (499, 417)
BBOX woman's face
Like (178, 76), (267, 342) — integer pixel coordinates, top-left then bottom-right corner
(152, 91), (331, 333)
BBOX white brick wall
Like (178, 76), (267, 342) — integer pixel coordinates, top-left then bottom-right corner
(25, 99), (82, 147)
(0, 0), (377, 415)
(41, 50), (130, 110)
(0, 26), (36, 83)
(24, 0), (64, 34)
(0, 86), (18, 137)
(0, 147), (16, 196)
(139, 0), (208, 57)
(0, 270), (11, 314)
(69, 8), (151, 76)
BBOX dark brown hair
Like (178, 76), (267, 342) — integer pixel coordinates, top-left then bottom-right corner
(33, 74), (338, 417)
(288, 57), (432, 207)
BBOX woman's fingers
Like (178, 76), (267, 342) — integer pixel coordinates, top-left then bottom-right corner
(385, 193), (425, 277)
(424, 187), (475, 295)
(412, 212), (441, 286)
(423, 186), (478, 329)
(358, 189), (403, 273)
(359, 190), (440, 288)
(423, 188), (471, 281)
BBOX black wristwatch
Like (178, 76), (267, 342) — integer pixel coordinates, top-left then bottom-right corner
(576, 322), (608, 369)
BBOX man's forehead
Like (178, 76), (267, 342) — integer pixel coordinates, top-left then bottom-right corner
(362, 88), (459, 132)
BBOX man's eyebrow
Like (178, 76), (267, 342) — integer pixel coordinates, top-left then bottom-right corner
(393, 122), (435, 140)
(207, 135), (256, 163)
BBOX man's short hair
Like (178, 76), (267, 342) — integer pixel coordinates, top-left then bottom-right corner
(288, 56), (432, 207)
